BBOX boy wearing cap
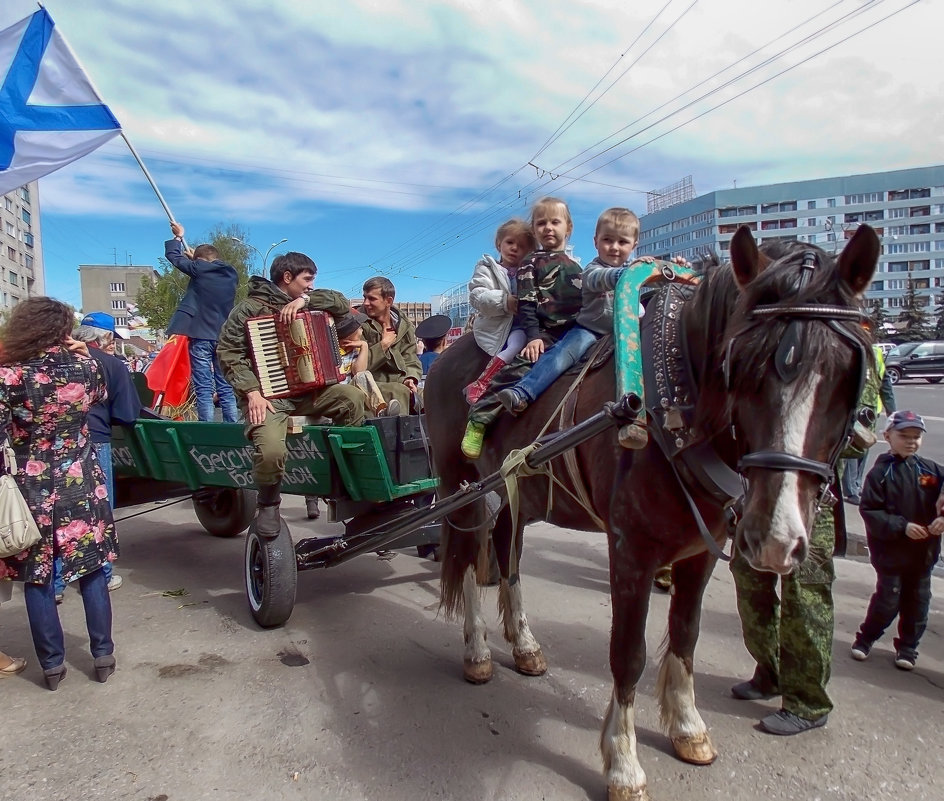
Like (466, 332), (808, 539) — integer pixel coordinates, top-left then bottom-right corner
(853, 410), (944, 670)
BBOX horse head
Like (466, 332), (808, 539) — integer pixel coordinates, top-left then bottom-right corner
(724, 224), (878, 574)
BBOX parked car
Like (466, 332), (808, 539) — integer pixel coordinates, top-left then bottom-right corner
(876, 342), (897, 357)
(884, 341), (944, 384)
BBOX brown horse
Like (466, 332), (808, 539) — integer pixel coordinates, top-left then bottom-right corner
(424, 224), (879, 801)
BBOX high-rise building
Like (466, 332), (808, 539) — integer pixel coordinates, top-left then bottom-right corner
(0, 181), (43, 308)
(638, 165), (944, 312)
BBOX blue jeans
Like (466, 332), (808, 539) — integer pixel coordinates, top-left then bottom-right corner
(189, 338), (238, 422)
(515, 326), (600, 402)
(55, 441), (113, 594)
(25, 568), (114, 669)
(841, 455), (866, 499)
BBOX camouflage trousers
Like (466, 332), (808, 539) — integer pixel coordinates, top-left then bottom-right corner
(729, 505), (836, 720)
(243, 383), (367, 486)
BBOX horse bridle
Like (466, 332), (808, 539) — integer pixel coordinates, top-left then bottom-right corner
(724, 251), (869, 507)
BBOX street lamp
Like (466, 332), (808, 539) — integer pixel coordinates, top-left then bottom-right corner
(230, 236), (288, 273)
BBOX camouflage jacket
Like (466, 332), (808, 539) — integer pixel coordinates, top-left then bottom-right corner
(516, 250), (583, 342)
(217, 275), (350, 398)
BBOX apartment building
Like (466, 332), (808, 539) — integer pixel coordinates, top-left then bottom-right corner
(0, 181), (43, 308)
(78, 264), (158, 326)
(638, 165), (944, 312)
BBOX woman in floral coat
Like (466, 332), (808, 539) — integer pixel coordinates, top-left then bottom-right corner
(0, 297), (118, 689)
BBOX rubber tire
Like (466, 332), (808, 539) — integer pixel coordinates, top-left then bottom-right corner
(927, 377), (943, 384)
(245, 518), (297, 628)
(192, 488), (258, 537)
(886, 366), (901, 385)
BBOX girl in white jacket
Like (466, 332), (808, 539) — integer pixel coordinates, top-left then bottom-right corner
(464, 219), (535, 402)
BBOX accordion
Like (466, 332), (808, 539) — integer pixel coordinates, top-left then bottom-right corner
(246, 310), (344, 399)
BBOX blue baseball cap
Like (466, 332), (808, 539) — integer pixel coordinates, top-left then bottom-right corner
(80, 311), (125, 339)
(885, 410), (925, 433)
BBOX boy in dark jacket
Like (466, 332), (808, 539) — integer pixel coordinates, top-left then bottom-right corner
(853, 410), (944, 670)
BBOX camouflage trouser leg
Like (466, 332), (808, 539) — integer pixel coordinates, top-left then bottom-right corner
(730, 506), (836, 719)
(468, 356), (534, 427)
(244, 384), (367, 486)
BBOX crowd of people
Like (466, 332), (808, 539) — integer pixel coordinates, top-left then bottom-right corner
(1, 206), (938, 745)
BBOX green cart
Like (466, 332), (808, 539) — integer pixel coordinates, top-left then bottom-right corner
(111, 415), (439, 627)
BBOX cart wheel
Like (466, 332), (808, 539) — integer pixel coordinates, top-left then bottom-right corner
(192, 488), (257, 537)
(245, 518), (297, 628)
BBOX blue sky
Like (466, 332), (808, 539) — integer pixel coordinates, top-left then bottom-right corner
(2, 0), (941, 312)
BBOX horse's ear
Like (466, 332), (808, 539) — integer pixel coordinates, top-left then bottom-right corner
(729, 226), (770, 287)
(837, 225), (879, 295)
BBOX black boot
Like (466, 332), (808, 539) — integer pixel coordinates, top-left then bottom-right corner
(256, 482), (282, 538)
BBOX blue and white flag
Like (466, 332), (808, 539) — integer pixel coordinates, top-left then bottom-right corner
(0, 9), (120, 195)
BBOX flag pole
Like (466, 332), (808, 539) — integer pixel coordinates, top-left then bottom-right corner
(39, 5), (183, 230)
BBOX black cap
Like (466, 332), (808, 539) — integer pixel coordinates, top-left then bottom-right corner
(415, 314), (452, 340)
(335, 311), (368, 338)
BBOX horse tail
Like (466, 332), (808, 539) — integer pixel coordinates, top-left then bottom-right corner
(439, 494), (490, 619)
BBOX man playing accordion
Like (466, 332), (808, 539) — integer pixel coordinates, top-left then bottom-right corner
(218, 252), (367, 536)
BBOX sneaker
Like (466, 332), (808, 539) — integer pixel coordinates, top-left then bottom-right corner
(894, 651), (916, 671)
(106, 575), (123, 592)
(54, 593), (64, 605)
(618, 422), (648, 450)
(305, 497), (321, 520)
(850, 640), (871, 661)
(460, 421), (486, 460)
(497, 388), (529, 415)
(759, 709), (828, 736)
(384, 398), (401, 417)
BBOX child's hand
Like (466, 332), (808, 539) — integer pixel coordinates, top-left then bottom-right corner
(905, 522), (930, 540)
(929, 516), (944, 537)
(522, 339), (544, 362)
(170, 221), (185, 239)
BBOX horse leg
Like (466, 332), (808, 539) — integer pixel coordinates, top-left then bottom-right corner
(601, 536), (656, 801)
(462, 563), (493, 683)
(493, 506), (547, 676)
(656, 550), (718, 765)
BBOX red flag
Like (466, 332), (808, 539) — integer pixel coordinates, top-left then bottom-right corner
(146, 334), (191, 407)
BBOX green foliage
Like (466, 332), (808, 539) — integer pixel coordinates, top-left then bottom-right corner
(895, 273), (931, 342)
(934, 293), (944, 340)
(134, 223), (254, 332)
(867, 298), (887, 336)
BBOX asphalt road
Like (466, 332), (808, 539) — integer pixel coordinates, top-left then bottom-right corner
(1, 387), (943, 801)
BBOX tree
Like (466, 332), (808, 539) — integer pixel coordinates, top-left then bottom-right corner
(867, 298), (888, 337)
(934, 292), (944, 340)
(895, 273), (931, 342)
(134, 223), (253, 333)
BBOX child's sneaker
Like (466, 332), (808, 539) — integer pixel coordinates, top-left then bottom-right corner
(850, 639), (871, 661)
(461, 421), (486, 460)
(497, 388), (529, 415)
(894, 651), (916, 671)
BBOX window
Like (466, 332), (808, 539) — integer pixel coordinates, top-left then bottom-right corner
(692, 210), (714, 224)
(827, 198), (836, 207)
(109, 282), (125, 293)
(22, 232), (32, 248)
(718, 207), (738, 218)
(910, 206), (930, 217)
(845, 192), (882, 204)
(6, 246), (14, 260)
(114, 317), (128, 326)
(8, 272), (17, 286)
(20, 209), (30, 225)
(3, 198), (11, 211)
(935, 223), (944, 233)
(864, 210), (883, 222)
(807, 218), (817, 226)
(23, 255), (31, 269)
(761, 203), (778, 214)
(4, 222), (13, 237)
(780, 201), (797, 212)
(671, 218), (690, 230)
(886, 278), (906, 290)
(807, 200), (817, 210)
(889, 207), (907, 218)
(111, 299), (126, 310)
(18, 187), (29, 203)
(844, 213), (861, 224)
(935, 241), (944, 250)
(737, 205), (757, 215)
(910, 224), (930, 235)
